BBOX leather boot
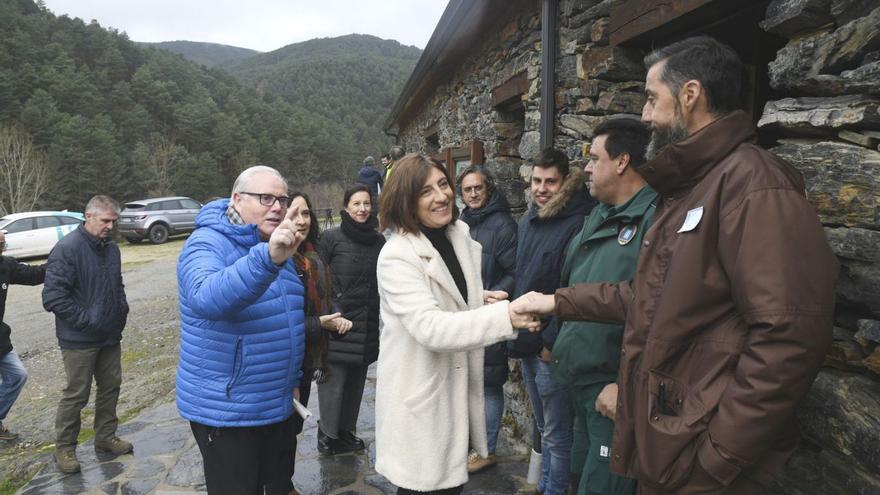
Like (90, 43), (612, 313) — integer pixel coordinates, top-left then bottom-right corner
(338, 430), (365, 452)
(317, 423), (339, 456)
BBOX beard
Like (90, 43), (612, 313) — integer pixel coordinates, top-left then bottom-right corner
(646, 108), (689, 160)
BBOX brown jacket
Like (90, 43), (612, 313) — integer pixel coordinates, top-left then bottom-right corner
(555, 111), (838, 493)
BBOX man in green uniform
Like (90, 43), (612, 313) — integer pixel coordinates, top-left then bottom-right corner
(553, 118), (656, 495)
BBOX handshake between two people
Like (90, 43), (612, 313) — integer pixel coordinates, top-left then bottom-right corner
(483, 290), (557, 332)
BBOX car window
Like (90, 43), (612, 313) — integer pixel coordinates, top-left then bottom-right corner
(180, 199), (201, 209)
(58, 216), (81, 225)
(4, 218), (34, 233)
(35, 216), (62, 229)
(161, 200), (183, 210)
(146, 202), (163, 211)
(124, 203), (146, 212)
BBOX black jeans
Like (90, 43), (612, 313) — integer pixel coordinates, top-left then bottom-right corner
(397, 486), (464, 495)
(191, 415), (295, 495)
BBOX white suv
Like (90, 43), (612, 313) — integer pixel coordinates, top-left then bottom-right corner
(0, 211), (84, 259)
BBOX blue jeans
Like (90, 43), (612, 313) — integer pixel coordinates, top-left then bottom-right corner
(0, 350), (28, 422)
(484, 384), (504, 453)
(521, 355), (573, 495)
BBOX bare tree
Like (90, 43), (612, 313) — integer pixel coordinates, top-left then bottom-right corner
(0, 125), (49, 216)
(133, 134), (185, 197)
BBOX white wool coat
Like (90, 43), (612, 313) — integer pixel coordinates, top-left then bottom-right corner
(374, 220), (516, 491)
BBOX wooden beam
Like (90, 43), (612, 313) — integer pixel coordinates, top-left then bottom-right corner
(492, 72), (529, 107)
(610, 0), (715, 46)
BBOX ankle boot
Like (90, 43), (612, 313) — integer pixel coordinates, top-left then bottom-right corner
(338, 430), (365, 452)
(317, 424), (339, 456)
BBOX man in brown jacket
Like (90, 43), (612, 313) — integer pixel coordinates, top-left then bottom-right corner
(514, 36), (838, 494)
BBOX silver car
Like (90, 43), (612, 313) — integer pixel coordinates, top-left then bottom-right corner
(117, 196), (202, 244)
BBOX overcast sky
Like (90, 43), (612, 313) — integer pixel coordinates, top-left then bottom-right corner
(41, 1), (450, 52)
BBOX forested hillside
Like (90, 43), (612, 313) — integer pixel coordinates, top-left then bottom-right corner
(0, 0), (372, 212)
(138, 40), (260, 68)
(225, 34), (421, 162)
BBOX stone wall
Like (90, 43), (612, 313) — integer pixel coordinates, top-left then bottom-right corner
(396, 5), (543, 212)
(758, 1), (880, 492)
(395, 0), (880, 490)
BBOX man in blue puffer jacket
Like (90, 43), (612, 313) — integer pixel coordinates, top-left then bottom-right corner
(177, 165), (306, 495)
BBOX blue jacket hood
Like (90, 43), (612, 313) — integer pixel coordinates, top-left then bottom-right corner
(197, 199), (261, 248)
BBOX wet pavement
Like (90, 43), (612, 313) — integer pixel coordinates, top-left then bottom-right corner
(16, 366), (535, 495)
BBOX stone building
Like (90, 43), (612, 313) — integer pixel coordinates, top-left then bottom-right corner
(384, 0), (880, 492)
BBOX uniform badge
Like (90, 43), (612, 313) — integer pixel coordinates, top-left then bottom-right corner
(618, 224), (637, 245)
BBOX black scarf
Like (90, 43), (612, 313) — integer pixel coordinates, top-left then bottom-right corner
(340, 210), (381, 245)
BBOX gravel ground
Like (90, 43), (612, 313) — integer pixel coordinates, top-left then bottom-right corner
(0, 237), (188, 491)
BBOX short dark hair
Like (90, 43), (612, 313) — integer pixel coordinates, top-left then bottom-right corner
(379, 153), (458, 234)
(456, 165), (496, 197)
(289, 191), (320, 246)
(381, 153), (391, 161)
(644, 35), (743, 115)
(593, 118), (651, 169)
(390, 146), (405, 161)
(533, 148), (570, 176)
(343, 183), (371, 208)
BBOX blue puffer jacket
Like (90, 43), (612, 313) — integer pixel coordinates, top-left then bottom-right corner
(176, 199), (306, 427)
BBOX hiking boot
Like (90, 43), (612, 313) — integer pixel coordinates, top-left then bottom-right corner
(0, 423), (18, 441)
(54, 447), (81, 474)
(467, 449), (497, 473)
(94, 436), (133, 455)
(337, 430), (365, 452)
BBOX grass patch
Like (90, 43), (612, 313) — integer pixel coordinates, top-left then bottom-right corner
(120, 347), (150, 366)
(0, 475), (26, 495)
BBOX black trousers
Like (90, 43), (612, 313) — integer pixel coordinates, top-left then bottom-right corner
(397, 486), (464, 495)
(191, 415), (295, 495)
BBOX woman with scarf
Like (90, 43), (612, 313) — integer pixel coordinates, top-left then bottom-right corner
(316, 184), (385, 455)
(289, 192), (352, 492)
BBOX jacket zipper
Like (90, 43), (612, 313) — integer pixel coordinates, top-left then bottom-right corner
(226, 336), (243, 397)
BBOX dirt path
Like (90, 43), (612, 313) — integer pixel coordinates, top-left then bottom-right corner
(1, 238), (188, 491)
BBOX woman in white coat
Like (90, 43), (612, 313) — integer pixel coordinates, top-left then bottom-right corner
(375, 154), (538, 494)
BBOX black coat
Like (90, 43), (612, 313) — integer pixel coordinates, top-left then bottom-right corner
(0, 256), (45, 357)
(509, 170), (595, 358)
(42, 225), (128, 349)
(318, 226), (384, 366)
(460, 190), (517, 387)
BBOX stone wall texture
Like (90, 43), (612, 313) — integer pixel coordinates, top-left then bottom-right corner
(394, 0), (880, 491)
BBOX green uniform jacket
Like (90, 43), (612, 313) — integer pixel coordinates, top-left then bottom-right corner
(551, 185), (658, 386)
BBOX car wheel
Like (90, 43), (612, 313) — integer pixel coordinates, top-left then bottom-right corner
(126, 237), (143, 244)
(148, 224), (169, 244)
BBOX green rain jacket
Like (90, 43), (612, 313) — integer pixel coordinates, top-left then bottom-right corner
(551, 185), (658, 386)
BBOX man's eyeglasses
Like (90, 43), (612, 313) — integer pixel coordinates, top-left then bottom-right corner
(239, 192), (292, 208)
(462, 185), (485, 195)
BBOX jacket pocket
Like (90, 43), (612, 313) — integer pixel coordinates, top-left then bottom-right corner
(641, 369), (708, 489)
(225, 337), (244, 397)
(402, 369), (446, 417)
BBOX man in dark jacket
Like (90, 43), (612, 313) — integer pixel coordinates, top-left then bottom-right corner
(555, 118), (655, 495)
(510, 148), (595, 495)
(43, 195), (131, 474)
(458, 165), (517, 473)
(514, 37), (838, 494)
(356, 155), (384, 214)
(0, 230), (45, 441)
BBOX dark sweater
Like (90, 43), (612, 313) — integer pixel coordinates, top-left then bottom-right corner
(421, 224), (468, 303)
